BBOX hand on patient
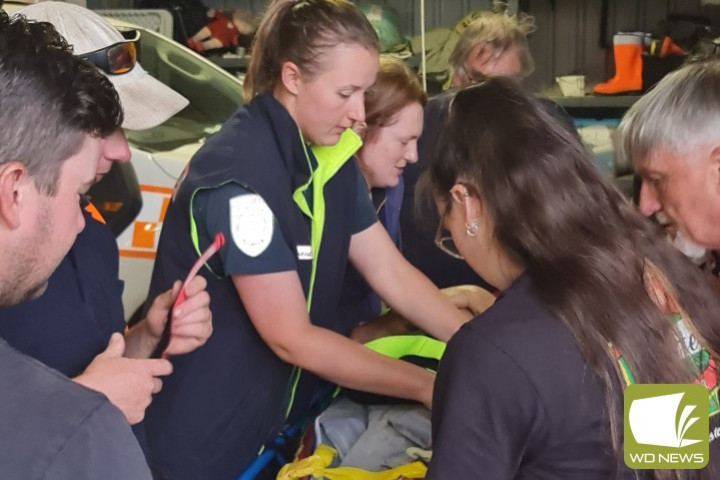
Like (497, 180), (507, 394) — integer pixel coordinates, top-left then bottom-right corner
(441, 284), (496, 317)
(349, 310), (415, 345)
(349, 285), (495, 344)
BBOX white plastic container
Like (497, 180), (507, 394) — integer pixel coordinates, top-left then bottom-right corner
(556, 75), (586, 97)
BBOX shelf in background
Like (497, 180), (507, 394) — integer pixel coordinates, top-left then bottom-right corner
(541, 85), (642, 118)
(545, 94), (642, 109)
(541, 84), (641, 109)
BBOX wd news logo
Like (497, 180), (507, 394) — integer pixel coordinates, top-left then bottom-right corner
(624, 384), (709, 469)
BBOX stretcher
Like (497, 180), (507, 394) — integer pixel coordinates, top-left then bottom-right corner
(236, 335), (444, 480)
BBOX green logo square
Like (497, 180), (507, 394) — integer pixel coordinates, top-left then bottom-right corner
(624, 384), (709, 469)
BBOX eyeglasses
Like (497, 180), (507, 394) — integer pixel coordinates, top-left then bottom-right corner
(694, 40), (720, 57)
(78, 29), (140, 75)
(434, 203), (464, 260)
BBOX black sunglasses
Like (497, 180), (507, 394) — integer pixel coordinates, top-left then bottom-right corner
(78, 29), (140, 75)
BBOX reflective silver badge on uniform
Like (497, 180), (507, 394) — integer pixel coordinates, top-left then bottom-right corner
(229, 194), (273, 257)
(297, 245), (313, 261)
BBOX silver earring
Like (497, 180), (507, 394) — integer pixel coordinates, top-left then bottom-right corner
(465, 220), (479, 237)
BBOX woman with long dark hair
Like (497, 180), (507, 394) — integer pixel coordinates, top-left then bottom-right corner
(422, 77), (720, 479)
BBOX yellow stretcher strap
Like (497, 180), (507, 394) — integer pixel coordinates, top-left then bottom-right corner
(277, 445), (426, 480)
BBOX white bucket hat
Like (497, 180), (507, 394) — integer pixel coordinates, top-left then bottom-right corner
(19, 1), (189, 130)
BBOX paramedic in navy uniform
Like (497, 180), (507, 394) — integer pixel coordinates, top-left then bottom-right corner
(144, 1), (471, 478)
(423, 78), (720, 479)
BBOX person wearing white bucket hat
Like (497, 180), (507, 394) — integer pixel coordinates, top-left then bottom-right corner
(0, 0), (212, 438)
(17, 1), (189, 130)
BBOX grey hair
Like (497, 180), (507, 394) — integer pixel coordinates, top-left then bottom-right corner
(616, 60), (720, 170)
(449, 12), (535, 84)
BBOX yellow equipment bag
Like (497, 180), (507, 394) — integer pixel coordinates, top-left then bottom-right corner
(276, 444), (426, 480)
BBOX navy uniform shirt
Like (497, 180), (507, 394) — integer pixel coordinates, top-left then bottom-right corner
(154, 177), (377, 476)
(191, 167), (376, 277)
(335, 182), (403, 336)
(0, 209), (125, 377)
(143, 106), (378, 478)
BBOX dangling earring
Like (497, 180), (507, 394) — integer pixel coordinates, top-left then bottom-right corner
(465, 220), (479, 237)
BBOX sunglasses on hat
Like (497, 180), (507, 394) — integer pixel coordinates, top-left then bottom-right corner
(78, 29), (140, 75)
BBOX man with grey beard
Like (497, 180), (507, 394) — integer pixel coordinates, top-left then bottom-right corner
(617, 60), (720, 267)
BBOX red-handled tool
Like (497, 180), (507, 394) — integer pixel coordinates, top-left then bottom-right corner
(162, 232), (225, 359)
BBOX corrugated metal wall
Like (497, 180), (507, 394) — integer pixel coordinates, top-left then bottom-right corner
(87, 0), (713, 89)
(525, 0), (707, 90)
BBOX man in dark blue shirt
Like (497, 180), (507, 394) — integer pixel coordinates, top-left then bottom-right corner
(0, 2), (211, 427)
(0, 12), (151, 478)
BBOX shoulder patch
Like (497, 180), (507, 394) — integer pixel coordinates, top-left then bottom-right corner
(229, 194), (273, 257)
